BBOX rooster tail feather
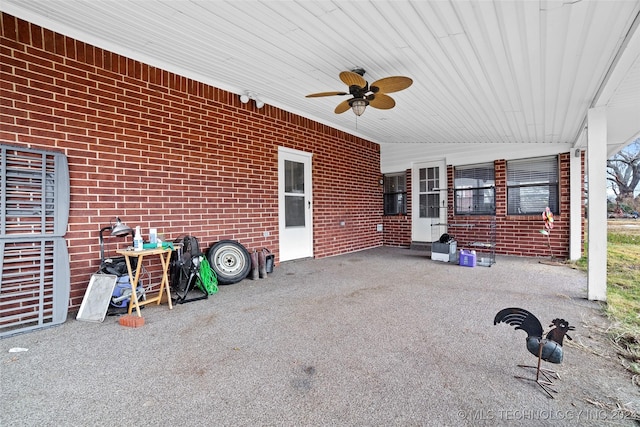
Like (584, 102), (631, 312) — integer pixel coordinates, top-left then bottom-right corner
(494, 307), (544, 339)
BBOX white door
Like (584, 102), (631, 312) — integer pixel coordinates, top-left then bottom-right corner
(278, 147), (313, 261)
(412, 161), (447, 242)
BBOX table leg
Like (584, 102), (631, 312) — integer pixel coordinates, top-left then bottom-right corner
(125, 254), (144, 317)
(158, 250), (173, 310)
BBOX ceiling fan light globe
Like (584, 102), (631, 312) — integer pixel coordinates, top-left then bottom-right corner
(350, 99), (368, 116)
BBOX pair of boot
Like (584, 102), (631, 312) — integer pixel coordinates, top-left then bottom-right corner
(250, 250), (267, 280)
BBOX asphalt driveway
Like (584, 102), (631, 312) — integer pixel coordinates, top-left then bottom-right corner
(1, 247), (638, 426)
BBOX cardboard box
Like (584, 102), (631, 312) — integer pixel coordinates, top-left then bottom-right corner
(459, 250), (476, 267)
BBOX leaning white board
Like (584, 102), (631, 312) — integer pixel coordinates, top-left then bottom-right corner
(76, 274), (118, 322)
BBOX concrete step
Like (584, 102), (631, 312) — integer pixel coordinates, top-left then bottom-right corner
(410, 241), (431, 252)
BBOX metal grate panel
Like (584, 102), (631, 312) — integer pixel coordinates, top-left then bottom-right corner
(1, 146), (69, 237)
(0, 144), (70, 337)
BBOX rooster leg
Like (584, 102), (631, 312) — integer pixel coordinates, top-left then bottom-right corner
(515, 371), (559, 398)
(540, 367), (559, 380)
(517, 364), (559, 383)
(536, 380), (558, 399)
(514, 345), (559, 398)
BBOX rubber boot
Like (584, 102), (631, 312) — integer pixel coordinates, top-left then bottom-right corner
(250, 250), (259, 280)
(258, 250), (267, 279)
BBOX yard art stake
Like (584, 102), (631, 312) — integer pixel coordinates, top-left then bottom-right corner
(540, 207), (555, 259)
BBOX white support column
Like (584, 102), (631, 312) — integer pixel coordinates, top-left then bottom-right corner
(569, 151), (583, 261)
(587, 107), (608, 301)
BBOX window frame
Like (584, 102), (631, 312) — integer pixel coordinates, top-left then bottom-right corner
(506, 156), (559, 215)
(454, 163), (495, 215)
(383, 172), (407, 216)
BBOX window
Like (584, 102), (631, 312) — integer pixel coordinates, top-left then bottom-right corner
(284, 160), (305, 227)
(454, 163), (495, 215)
(507, 156), (559, 215)
(383, 173), (406, 215)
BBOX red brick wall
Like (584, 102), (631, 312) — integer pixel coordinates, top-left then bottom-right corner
(1, 13), (383, 309)
(382, 156), (577, 260)
(448, 156), (574, 259)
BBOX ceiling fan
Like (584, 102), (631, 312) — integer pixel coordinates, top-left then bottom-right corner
(305, 68), (413, 116)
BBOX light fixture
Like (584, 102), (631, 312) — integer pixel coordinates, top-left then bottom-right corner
(239, 91), (264, 109)
(349, 98), (368, 116)
(110, 217), (132, 237)
(99, 217), (133, 261)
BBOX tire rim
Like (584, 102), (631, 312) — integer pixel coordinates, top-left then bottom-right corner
(213, 245), (247, 275)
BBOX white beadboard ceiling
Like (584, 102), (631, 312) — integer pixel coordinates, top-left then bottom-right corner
(3, 1), (640, 156)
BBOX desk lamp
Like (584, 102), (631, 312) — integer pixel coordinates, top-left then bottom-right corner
(99, 217), (133, 261)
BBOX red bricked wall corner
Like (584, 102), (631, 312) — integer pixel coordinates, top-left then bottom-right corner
(1, 13), (383, 309)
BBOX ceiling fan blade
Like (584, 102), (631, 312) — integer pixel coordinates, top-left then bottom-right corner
(305, 91), (349, 98)
(369, 93), (395, 110)
(334, 99), (352, 114)
(370, 76), (413, 94)
(339, 71), (366, 88)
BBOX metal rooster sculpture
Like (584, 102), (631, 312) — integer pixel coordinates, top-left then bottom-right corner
(494, 307), (575, 398)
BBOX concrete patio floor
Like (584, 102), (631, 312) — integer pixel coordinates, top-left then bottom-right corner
(1, 247), (638, 426)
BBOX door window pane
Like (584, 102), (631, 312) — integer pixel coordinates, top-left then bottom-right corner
(427, 194), (440, 218)
(419, 167), (440, 218)
(285, 160), (304, 193)
(285, 195), (305, 227)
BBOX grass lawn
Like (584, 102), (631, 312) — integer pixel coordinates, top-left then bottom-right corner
(605, 220), (640, 332)
(576, 220), (640, 382)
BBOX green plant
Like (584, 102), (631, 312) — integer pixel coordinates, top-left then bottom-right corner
(572, 221), (640, 376)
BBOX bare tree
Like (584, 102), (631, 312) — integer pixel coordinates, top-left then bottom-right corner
(607, 138), (640, 206)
